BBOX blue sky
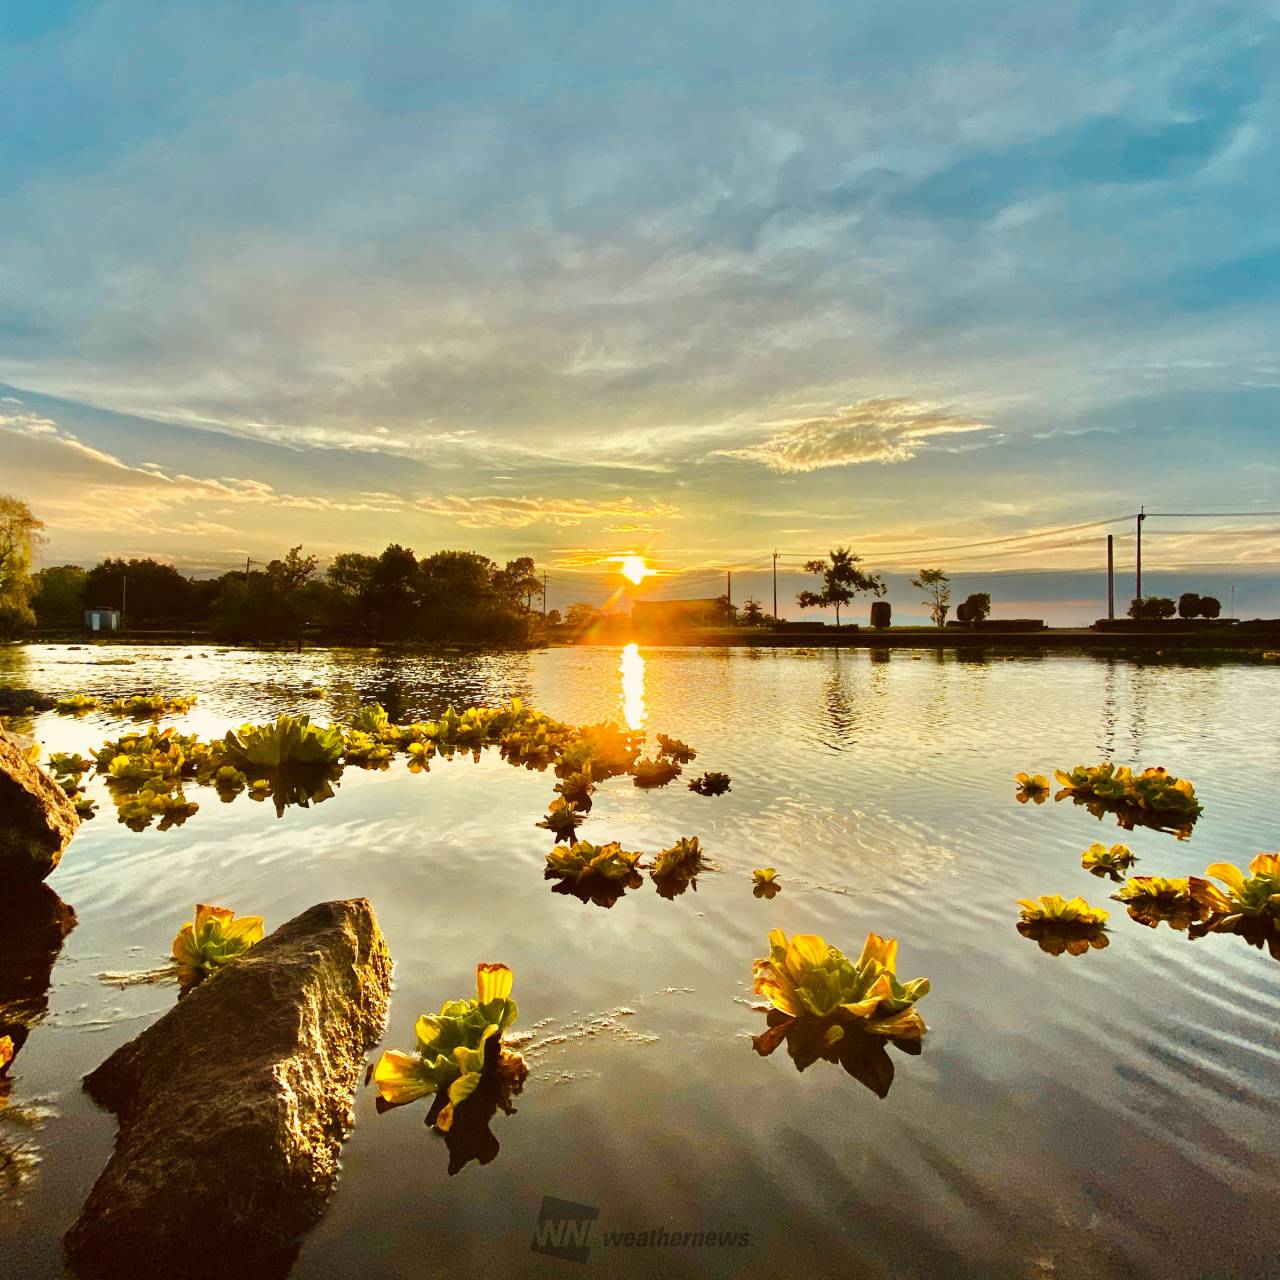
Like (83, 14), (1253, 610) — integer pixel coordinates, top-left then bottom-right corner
(2, 1), (1279, 620)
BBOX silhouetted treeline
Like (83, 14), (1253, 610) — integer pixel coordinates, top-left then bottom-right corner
(31, 546), (547, 644)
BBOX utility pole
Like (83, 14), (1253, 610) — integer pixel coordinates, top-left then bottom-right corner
(1231, 584), (1236, 619)
(1135, 507), (1146, 600)
(772, 550), (778, 619)
(121, 573), (127, 630)
(244, 556), (252, 584)
(1106, 534), (1114, 620)
(725, 569), (732, 609)
(542, 571), (548, 619)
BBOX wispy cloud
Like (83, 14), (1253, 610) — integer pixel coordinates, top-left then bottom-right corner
(413, 495), (679, 529)
(719, 398), (992, 472)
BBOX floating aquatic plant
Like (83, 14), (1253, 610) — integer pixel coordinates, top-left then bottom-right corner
(373, 963), (522, 1132)
(1016, 895), (1109, 954)
(107, 694), (197, 718)
(1192, 853), (1280, 922)
(689, 771), (731, 796)
(544, 840), (643, 885)
(1014, 772), (1050, 804)
(222, 714), (345, 768)
(1053, 763), (1202, 836)
(117, 788), (200, 831)
(752, 867), (781, 899)
(48, 752), (92, 778)
(536, 797), (583, 842)
(752, 930), (930, 1042)
(554, 764), (595, 804)
(650, 835), (704, 879)
(1111, 876), (1195, 908)
(342, 728), (394, 765)
(631, 756), (682, 788)
(655, 733), (696, 763)
(348, 702), (390, 734)
(1081, 843), (1137, 878)
(54, 693), (100, 714)
(171, 904), (263, 985)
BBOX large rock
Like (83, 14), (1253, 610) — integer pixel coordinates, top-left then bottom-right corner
(0, 735), (79, 884)
(65, 899), (393, 1278)
(0, 688), (56, 714)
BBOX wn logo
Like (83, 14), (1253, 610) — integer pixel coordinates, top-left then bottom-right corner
(530, 1195), (600, 1263)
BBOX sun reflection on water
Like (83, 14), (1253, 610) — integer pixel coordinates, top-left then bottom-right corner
(620, 642), (646, 729)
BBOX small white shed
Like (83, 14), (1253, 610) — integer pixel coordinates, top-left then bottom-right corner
(84, 607), (122, 633)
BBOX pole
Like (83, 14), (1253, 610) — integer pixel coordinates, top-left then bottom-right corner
(121, 574), (127, 630)
(542, 572), (548, 618)
(1106, 535), (1114, 620)
(244, 556), (252, 584)
(726, 570), (731, 608)
(1135, 507), (1145, 600)
(772, 550), (778, 619)
(1231, 584), (1236, 619)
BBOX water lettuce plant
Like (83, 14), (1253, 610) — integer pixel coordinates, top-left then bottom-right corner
(55, 693), (100, 714)
(1016, 895), (1109, 954)
(650, 836), (704, 879)
(544, 840), (643, 884)
(1081, 843), (1136, 878)
(373, 963), (521, 1131)
(630, 756), (682, 788)
(1112, 876), (1194, 907)
(752, 930), (930, 1042)
(1014, 772), (1050, 804)
(655, 733), (696, 763)
(752, 867), (780, 899)
(107, 694), (197, 718)
(553, 764), (595, 804)
(222, 714), (345, 768)
(689, 771), (731, 796)
(48, 752), (93, 778)
(348, 702), (390, 734)
(536, 797), (583, 842)
(171, 904), (264, 984)
(1191, 854), (1280, 922)
(1053, 763), (1202, 836)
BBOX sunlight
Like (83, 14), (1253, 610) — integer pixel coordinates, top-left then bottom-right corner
(618, 555), (654, 585)
(620, 641), (646, 729)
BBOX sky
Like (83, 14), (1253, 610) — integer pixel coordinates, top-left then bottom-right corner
(3, 1), (1280, 622)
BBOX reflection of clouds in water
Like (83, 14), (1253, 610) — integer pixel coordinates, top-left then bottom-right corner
(620, 643), (646, 731)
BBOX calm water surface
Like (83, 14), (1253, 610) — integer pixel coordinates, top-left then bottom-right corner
(1, 643), (1278, 1279)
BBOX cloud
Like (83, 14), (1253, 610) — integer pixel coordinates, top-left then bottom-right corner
(412, 495), (679, 529)
(720, 398), (992, 472)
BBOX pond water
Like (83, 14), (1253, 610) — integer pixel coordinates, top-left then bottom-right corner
(2, 642), (1279, 1279)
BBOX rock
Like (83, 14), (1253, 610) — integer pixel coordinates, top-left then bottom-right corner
(65, 899), (392, 1279)
(0, 687), (55, 714)
(0, 735), (79, 884)
(0, 885), (78, 1058)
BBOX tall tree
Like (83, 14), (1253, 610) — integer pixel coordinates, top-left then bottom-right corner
(797, 546), (884, 628)
(84, 557), (194, 624)
(0, 495), (44, 637)
(32, 564), (88, 627)
(913, 568), (951, 627)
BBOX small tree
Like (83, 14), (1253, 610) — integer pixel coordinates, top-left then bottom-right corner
(797, 546), (884, 628)
(913, 568), (951, 628)
(1177, 592), (1201, 620)
(1199, 595), (1222, 619)
(956, 592), (991, 626)
(1128, 596), (1177, 622)
(741, 598), (765, 625)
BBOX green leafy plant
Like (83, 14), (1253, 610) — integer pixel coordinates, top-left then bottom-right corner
(348, 702), (390, 734)
(1015, 895), (1109, 954)
(650, 835), (704, 879)
(554, 763), (595, 804)
(544, 840), (643, 884)
(655, 733), (696, 763)
(54, 693), (100, 714)
(752, 930), (929, 1042)
(689, 771), (731, 796)
(1053, 762), (1202, 837)
(1191, 854), (1280, 921)
(222, 713), (345, 767)
(373, 963), (521, 1131)
(631, 756), (681, 788)
(536, 797), (583, 842)
(1081, 843), (1136, 877)
(107, 694), (197, 717)
(171, 904), (264, 984)
(752, 867), (780, 899)
(1014, 772), (1050, 804)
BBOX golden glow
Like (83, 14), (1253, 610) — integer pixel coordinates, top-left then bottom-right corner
(620, 642), (646, 730)
(618, 555), (654, 585)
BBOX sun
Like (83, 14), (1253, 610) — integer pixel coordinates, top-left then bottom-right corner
(618, 555), (654, 585)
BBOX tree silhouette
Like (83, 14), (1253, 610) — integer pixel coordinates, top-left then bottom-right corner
(797, 547), (884, 628)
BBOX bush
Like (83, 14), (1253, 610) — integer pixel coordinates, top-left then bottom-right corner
(1178, 592), (1201, 620)
(956, 592), (991, 626)
(1128, 596), (1177, 622)
(869, 600), (892, 629)
(1199, 595), (1221, 619)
